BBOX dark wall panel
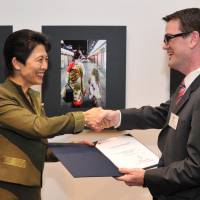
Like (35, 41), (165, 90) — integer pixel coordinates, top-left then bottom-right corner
(0, 26), (13, 83)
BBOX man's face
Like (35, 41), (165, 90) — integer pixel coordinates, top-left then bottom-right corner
(163, 20), (191, 74)
(17, 44), (48, 86)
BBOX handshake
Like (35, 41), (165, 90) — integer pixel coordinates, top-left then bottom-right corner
(83, 107), (121, 131)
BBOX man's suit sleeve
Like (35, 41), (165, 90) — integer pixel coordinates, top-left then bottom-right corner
(118, 100), (170, 130)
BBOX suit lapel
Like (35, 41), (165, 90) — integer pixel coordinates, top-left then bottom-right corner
(173, 74), (200, 114)
(173, 89), (190, 113)
(6, 79), (37, 114)
(28, 90), (41, 115)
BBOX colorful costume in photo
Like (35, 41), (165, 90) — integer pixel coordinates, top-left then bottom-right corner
(66, 61), (85, 107)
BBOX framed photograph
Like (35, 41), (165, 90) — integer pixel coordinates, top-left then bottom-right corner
(0, 26), (13, 83)
(42, 26), (126, 116)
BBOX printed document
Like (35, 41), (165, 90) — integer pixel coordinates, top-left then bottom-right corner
(96, 135), (159, 169)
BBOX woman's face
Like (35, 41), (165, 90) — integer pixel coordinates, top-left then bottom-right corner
(16, 44), (48, 87)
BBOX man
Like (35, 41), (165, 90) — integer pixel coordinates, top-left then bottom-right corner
(100, 8), (200, 200)
(0, 29), (103, 200)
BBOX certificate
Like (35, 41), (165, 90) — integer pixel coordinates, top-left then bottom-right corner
(96, 135), (159, 169)
(49, 134), (159, 177)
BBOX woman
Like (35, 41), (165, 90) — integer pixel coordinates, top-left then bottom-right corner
(0, 29), (101, 200)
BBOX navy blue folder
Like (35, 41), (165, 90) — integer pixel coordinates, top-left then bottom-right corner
(48, 143), (123, 177)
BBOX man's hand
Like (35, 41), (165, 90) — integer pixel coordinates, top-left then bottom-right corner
(83, 108), (121, 131)
(101, 110), (121, 128)
(116, 168), (145, 186)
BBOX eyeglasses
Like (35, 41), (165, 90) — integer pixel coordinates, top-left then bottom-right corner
(164, 32), (192, 45)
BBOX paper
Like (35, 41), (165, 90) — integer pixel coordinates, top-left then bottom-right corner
(96, 135), (159, 169)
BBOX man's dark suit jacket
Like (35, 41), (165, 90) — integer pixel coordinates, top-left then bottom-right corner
(119, 75), (200, 200)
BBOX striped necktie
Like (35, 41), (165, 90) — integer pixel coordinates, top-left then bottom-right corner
(176, 81), (186, 104)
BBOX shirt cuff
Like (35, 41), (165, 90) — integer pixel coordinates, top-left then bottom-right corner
(71, 112), (85, 133)
(114, 110), (121, 128)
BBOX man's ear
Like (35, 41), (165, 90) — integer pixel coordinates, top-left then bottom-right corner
(189, 31), (200, 49)
(12, 57), (22, 71)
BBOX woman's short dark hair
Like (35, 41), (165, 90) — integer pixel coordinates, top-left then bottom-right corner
(3, 29), (51, 75)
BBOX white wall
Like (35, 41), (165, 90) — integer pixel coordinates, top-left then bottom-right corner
(1, 0), (199, 106)
(1, 0), (200, 199)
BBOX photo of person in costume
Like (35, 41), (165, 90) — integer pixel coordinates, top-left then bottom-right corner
(61, 40), (106, 108)
(88, 68), (101, 106)
(65, 51), (85, 107)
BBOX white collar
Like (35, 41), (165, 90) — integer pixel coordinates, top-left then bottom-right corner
(184, 67), (200, 90)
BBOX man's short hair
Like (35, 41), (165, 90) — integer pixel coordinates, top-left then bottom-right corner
(163, 8), (200, 33)
(3, 29), (51, 75)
